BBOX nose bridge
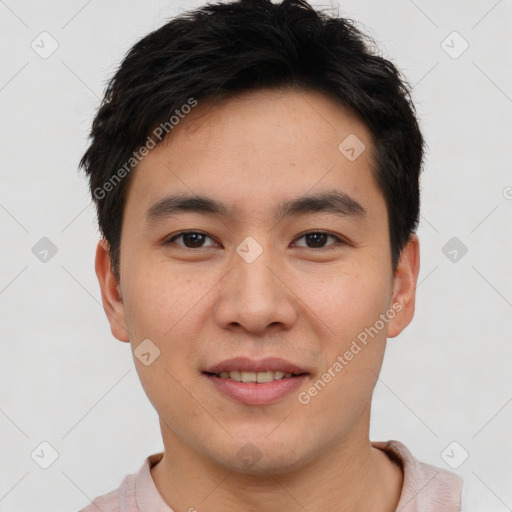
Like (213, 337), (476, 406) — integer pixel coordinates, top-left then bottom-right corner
(215, 235), (297, 333)
(234, 237), (280, 306)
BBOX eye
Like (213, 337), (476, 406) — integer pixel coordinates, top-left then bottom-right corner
(293, 231), (344, 249)
(165, 231), (217, 249)
(165, 230), (345, 250)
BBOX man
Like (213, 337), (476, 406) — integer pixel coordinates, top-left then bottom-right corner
(79, 0), (465, 510)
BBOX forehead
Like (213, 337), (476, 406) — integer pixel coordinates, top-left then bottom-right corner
(124, 87), (383, 223)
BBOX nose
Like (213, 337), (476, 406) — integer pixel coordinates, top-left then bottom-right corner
(214, 244), (298, 335)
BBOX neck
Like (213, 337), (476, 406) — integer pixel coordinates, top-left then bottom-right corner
(151, 410), (403, 512)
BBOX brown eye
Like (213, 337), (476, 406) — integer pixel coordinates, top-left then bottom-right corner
(166, 231), (217, 249)
(293, 231), (342, 249)
(165, 231), (343, 250)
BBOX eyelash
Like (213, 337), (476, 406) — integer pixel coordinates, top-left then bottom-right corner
(164, 230), (346, 250)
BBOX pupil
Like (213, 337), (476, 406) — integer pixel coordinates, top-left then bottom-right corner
(306, 233), (327, 248)
(181, 233), (328, 249)
(184, 233), (204, 248)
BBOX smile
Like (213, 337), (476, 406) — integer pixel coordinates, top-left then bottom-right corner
(207, 370), (305, 382)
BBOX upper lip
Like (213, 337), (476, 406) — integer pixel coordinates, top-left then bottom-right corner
(204, 357), (309, 375)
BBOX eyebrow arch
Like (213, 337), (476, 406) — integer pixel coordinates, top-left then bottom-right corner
(145, 190), (367, 225)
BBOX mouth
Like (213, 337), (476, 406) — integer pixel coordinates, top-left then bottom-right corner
(202, 357), (310, 405)
(203, 370), (307, 383)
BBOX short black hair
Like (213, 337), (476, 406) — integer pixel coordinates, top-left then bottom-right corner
(80, 0), (424, 281)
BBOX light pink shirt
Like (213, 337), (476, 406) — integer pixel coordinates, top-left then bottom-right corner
(78, 440), (463, 511)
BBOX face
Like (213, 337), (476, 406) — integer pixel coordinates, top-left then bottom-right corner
(96, 87), (420, 474)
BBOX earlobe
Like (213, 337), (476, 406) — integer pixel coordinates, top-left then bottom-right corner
(387, 234), (420, 339)
(95, 239), (130, 342)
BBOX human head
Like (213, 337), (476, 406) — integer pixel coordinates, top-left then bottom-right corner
(84, 0), (422, 479)
(80, 0), (424, 282)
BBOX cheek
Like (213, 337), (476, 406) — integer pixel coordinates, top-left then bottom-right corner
(122, 256), (209, 340)
(295, 260), (391, 341)
(296, 261), (391, 403)
(122, 265), (203, 415)
(121, 258), (213, 404)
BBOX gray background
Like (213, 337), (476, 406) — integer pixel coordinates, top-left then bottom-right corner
(0, 0), (511, 510)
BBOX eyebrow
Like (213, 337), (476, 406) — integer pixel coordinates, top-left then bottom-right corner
(146, 190), (367, 225)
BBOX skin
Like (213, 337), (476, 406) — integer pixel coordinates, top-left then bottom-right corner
(95, 86), (420, 512)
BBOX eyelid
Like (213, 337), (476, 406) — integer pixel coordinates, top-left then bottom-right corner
(165, 230), (346, 249)
(166, 231), (218, 248)
(292, 230), (344, 249)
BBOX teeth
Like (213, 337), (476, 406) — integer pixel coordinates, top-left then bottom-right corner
(241, 371), (257, 383)
(216, 370), (293, 382)
(256, 371), (273, 383)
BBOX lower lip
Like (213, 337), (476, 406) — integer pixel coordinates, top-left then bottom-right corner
(204, 374), (308, 405)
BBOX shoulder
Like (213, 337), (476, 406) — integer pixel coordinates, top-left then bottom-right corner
(78, 486), (123, 511)
(77, 471), (138, 511)
(76, 452), (164, 512)
(372, 440), (463, 511)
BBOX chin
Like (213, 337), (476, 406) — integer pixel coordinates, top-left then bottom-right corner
(208, 436), (318, 476)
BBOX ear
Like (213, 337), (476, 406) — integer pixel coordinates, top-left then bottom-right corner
(95, 238), (130, 342)
(387, 234), (420, 339)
